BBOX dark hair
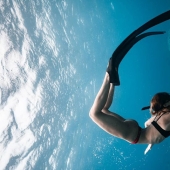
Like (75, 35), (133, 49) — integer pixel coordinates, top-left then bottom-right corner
(151, 92), (170, 115)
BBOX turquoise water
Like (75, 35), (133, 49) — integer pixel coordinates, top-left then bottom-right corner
(0, 0), (170, 169)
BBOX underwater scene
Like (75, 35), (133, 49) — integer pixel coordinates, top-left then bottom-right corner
(0, 0), (170, 169)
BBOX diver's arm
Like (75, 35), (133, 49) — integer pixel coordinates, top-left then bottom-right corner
(144, 116), (155, 154)
(144, 116), (156, 127)
(144, 144), (153, 155)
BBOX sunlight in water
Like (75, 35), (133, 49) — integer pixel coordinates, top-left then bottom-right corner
(0, 0), (170, 169)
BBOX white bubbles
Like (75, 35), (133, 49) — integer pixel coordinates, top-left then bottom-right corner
(63, 120), (68, 132)
(111, 2), (115, 10)
(61, 0), (68, 10)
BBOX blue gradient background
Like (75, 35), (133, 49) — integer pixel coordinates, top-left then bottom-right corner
(0, 0), (170, 169)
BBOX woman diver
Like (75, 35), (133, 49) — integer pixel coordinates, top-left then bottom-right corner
(89, 10), (170, 154)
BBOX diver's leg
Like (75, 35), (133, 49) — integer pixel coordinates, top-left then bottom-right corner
(102, 83), (125, 121)
(90, 73), (110, 113)
(103, 83), (114, 110)
(89, 73), (129, 139)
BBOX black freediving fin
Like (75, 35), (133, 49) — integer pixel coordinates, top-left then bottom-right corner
(112, 10), (170, 61)
(114, 31), (165, 67)
(110, 10), (170, 85)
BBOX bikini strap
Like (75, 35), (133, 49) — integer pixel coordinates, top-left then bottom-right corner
(154, 111), (168, 122)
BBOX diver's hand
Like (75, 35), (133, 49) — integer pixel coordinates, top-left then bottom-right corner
(144, 144), (153, 155)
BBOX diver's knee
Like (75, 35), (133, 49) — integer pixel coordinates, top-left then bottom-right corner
(89, 108), (99, 119)
(89, 109), (95, 118)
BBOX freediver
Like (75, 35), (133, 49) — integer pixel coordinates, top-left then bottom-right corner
(89, 10), (170, 154)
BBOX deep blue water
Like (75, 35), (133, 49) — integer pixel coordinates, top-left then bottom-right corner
(0, 0), (170, 169)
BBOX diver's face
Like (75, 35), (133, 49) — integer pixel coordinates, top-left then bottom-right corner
(150, 103), (154, 114)
(149, 104), (152, 113)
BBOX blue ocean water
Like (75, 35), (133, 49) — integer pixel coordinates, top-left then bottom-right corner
(0, 0), (170, 169)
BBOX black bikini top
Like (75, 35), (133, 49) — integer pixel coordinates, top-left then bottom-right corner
(152, 112), (170, 138)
